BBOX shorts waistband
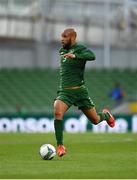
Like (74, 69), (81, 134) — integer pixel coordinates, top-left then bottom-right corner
(59, 84), (86, 91)
(64, 85), (85, 90)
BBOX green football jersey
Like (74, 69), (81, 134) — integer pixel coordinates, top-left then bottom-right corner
(59, 43), (96, 89)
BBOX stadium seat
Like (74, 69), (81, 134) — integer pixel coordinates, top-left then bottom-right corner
(0, 69), (137, 114)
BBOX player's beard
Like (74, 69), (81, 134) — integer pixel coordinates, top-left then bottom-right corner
(62, 40), (71, 50)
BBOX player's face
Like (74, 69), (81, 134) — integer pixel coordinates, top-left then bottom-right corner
(61, 32), (72, 48)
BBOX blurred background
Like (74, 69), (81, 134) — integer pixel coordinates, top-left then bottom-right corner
(0, 0), (137, 132)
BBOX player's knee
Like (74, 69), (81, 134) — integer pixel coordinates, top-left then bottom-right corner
(54, 111), (63, 119)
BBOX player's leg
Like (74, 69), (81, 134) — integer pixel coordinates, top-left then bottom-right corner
(77, 87), (115, 127)
(81, 107), (108, 124)
(82, 107), (101, 124)
(54, 99), (69, 120)
(54, 99), (69, 157)
(82, 107), (115, 127)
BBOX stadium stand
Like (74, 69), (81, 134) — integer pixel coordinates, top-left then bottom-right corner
(0, 68), (137, 114)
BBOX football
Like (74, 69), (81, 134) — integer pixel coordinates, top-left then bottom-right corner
(39, 144), (56, 160)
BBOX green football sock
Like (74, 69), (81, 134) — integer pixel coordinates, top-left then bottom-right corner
(98, 112), (110, 122)
(54, 120), (63, 145)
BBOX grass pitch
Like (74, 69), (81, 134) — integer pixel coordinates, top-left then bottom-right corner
(0, 133), (136, 179)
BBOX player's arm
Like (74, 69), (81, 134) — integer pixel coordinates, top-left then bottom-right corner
(75, 48), (96, 61)
(64, 48), (96, 61)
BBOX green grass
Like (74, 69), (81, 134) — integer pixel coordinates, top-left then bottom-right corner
(0, 133), (136, 179)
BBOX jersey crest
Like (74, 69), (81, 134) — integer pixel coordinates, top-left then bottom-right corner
(60, 51), (67, 62)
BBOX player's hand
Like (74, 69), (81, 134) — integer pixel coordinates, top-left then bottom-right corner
(64, 53), (75, 59)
